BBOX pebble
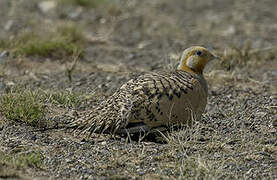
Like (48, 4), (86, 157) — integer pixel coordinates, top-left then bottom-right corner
(4, 20), (13, 31)
(0, 50), (9, 64)
(101, 141), (107, 145)
(38, 1), (57, 13)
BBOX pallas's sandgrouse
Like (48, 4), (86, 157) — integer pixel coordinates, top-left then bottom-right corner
(71, 46), (217, 136)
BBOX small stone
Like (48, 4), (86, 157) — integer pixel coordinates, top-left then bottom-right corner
(0, 50), (9, 64)
(101, 141), (107, 145)
(68, 7), (83, 20)
(137, 41), (151, 49)
(6, 81), (15, 86)
(38, 1), (57, 13)
(223, 25), (236, 36)
(4, 20), (13, 31)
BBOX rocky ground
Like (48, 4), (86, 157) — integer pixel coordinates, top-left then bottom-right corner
(0, 0), (276, 179)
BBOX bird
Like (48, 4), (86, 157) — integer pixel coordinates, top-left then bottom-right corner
(69, 46), (218, 137)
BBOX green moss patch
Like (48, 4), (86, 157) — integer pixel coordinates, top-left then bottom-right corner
(0, 151), (43, 168)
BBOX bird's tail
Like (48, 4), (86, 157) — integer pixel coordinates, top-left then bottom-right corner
(65, 110), (113, 136)
(65, 104), (127, 137)
(65, 92), (136, 137)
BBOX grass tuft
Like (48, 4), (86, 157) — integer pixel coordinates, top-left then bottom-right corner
(20, 40), (78, 57)
(0, 88), (84, 127)
(0, 90), (46, 127)
(49, 91), (83, 108)
(0, 89), (84, 124)
(0, 151), (43, 168)
(57, 24), (86, 44)
(0, 23), (85, 58)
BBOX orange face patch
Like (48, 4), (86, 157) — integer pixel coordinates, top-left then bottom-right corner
(178, 46), (215, 74)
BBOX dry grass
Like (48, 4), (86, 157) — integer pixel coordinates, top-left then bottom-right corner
(216, 41), (277, 71)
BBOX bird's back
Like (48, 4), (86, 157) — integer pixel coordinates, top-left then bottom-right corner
(73, 70), (208, 135)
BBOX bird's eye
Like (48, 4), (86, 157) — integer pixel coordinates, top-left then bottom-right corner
(196, 50), (202, 56)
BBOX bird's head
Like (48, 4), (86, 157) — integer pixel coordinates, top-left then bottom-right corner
(177, 46), (218, 74)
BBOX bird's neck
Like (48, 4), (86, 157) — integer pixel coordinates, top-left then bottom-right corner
(179, 65), (203, 75)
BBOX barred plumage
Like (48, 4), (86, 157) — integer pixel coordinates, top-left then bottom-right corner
(69, 46), (217, 136)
